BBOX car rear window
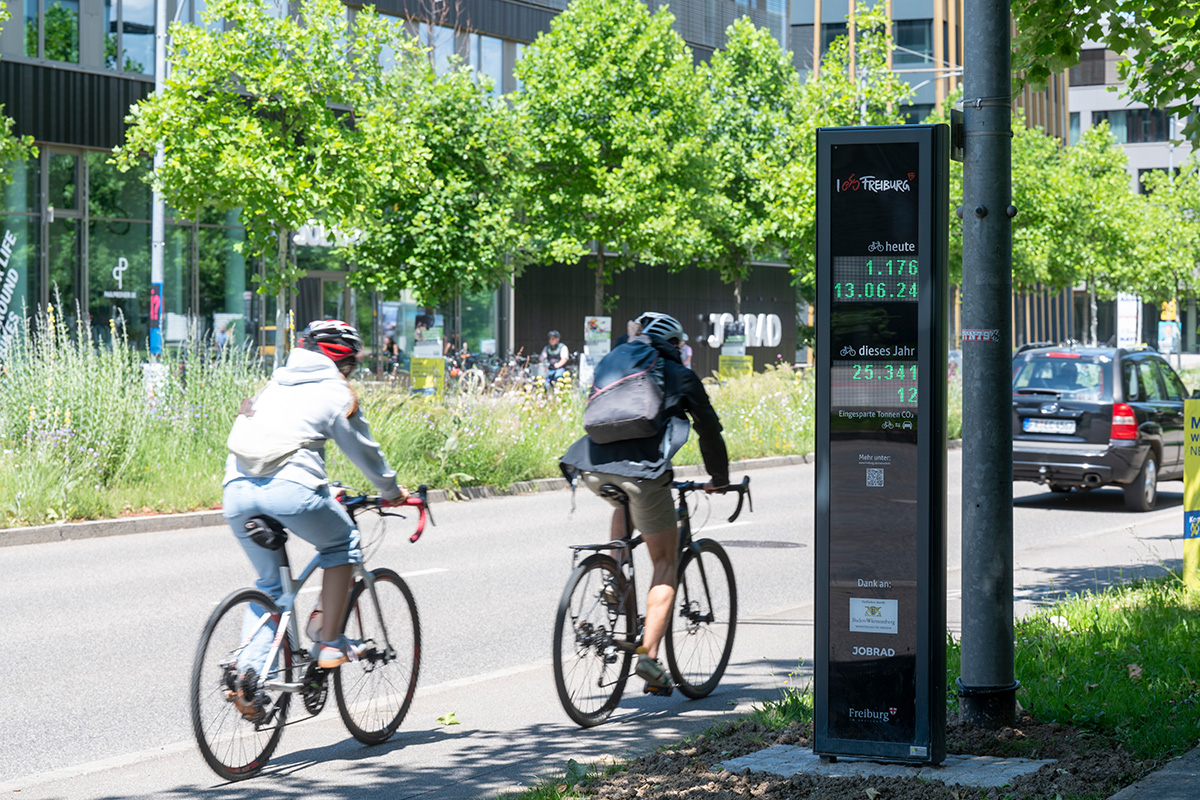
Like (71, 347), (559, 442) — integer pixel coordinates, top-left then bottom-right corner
(1012, 355), (1110, 401)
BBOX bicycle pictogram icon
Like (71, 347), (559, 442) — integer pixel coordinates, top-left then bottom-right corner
(868, 241), (883, 252)
(840, 346), (857, 357)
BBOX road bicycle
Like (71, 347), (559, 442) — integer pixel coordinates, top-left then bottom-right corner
(189, 485), (435, 780)
(553, 476), (752, 727)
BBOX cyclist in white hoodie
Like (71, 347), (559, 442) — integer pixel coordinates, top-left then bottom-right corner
(223, 319), (406, 671)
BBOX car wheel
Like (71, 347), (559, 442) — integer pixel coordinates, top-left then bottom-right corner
(1048, 484), (1072, 494)
(1123, 452), (1158, 512)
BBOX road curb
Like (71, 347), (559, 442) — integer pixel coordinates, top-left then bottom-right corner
(1, 443), (966, 548)
(0, 453), (818, 548)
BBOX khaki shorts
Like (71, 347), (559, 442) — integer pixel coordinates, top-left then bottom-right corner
(581, 471), (677, 536)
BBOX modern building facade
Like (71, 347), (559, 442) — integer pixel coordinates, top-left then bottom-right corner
(1, 0), (793, 372)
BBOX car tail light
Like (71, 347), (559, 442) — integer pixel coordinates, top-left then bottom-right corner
(1111, 403), (1138, 439)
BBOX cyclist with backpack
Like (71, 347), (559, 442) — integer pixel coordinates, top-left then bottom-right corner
(560, 311), (730, 694)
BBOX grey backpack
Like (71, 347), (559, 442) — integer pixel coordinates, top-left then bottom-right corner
(583, 336), (666, 444)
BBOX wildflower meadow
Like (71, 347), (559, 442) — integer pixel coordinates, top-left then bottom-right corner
(0, 314), (964, 529)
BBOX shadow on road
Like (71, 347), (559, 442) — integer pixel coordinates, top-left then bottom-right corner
(1013, 485), (1184, 514)
(42, 661), (801, 800)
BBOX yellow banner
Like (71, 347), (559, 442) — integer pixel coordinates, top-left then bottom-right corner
(718, 355), (754, 378)
(410, 357), (444, 398)
(1183, 400), (1200, 589)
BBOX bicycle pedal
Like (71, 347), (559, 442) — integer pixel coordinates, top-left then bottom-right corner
(644, 683), (674, 697)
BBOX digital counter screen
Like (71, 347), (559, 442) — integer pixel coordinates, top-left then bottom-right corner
(826, 140), (922, 744)
(834, 256), (920, 302)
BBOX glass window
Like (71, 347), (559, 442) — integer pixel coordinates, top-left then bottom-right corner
(47, 217), (80, 317)
(893, 19), (932, 65)
(88, 152), (151, 220)
(378, 13), (407, 71)
(820, 23), (847, 60)
(2, 157), (40, 215)
(23, 0), (37, 57)
(477, 34), (502, 97)
(160, 223), (191, 343)
(49, 152), (78, 211)
(514, 42), (525, 93)
(1071, 49), (1106, 86)
(1158, 361), (1188, 400)
(1135, 360), (1164, 400)
(105, 0), (155, 74)
(89, 219), (151, 347)
(792, 24), (814, 72)
(1069, 112), (1080, 146)
(36, 0), (80, 63)
(901, 103), (934, 125)
(198, 212), (254, 348)
(1092, 109), (1168, 144)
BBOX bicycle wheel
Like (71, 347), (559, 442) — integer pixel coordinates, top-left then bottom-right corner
(553, 554), (635, 727)
(190, 588), (292, 780)
(334, 568), (421, 744)
(665, 539), (737, 699)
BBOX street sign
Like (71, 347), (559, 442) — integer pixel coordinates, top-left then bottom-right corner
(814, 125), (949, 765)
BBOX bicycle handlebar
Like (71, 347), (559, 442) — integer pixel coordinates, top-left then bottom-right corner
(671, 475), (753, 523)
(339, 484), (435, 543)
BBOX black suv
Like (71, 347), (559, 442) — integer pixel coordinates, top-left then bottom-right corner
(1011, 343), (1194, 511)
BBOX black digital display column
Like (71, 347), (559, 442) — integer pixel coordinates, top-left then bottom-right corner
(815, 125), (948, 765)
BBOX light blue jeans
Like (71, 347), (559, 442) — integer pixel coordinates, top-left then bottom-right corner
(223, 477), (362, 674)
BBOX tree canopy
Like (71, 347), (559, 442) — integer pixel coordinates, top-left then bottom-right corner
(513, 0), (711, 314)
(114, 0), (428, 293)
(346, 53), (519, 307)
(1013, 1), (1200, 142)
(697, 16), (806, 314)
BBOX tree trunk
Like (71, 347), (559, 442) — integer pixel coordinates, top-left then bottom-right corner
(274, 228), (288, 371)
(1088, 274), (1098, 348)
(733, 275), (743, 318)
(594, 249), (606, 317)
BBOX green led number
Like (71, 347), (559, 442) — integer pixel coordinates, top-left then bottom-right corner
(897, 387), (918, 403)
(850, 364), (918, 380)
(866, 259), (919, 277)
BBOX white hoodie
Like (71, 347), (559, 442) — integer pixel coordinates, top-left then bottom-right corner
(223, 347), (402, 500)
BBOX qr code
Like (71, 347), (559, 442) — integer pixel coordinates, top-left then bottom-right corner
(866, 468), (885, 487)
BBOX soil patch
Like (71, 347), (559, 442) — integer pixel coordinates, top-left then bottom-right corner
(582, 712), (1157, 799)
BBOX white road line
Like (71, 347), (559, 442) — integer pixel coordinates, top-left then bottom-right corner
(692, 520), (755, 533)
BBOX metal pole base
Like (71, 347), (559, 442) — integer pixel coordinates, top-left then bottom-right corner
(957, 678), (1020, 728)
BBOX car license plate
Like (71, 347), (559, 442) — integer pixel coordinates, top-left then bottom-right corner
(1023, 418), (1076, 434)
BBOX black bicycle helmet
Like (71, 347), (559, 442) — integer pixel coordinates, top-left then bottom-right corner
(634, 311), (684, 344)
(299, 319), (363, 363)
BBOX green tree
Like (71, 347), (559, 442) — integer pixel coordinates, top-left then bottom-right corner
(1134, 160), (1200, 312)
(697, 16), (806, 315)
(0, 2), (37, 180)
(778, 6), (914, 303)
(114, 0), (428, 361)
(513, 0), (711, 315)
(1013, 2), (1200, 141)
(1051, 124), (1143, 344)
(347, 51), (518, 307)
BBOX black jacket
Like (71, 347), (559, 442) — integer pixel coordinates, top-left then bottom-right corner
(560, 334), (730, 486)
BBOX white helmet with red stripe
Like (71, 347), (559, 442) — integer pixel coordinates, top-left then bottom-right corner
(299, 319), (362, 364)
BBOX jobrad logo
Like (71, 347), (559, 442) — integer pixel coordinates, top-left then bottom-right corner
(848, 707), (898, 723)
(838, 172), (914, 193)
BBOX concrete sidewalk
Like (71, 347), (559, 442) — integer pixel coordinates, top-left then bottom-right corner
(720, 743), (1200, 798)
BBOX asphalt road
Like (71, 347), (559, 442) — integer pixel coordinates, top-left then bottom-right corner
(0, 455), (1186, 798)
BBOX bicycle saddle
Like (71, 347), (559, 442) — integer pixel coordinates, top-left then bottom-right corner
(597, 484), (630, 505)
(245, 516), (289, 551)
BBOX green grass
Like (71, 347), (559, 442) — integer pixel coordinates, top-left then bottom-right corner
(0, 315), (968, 528)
